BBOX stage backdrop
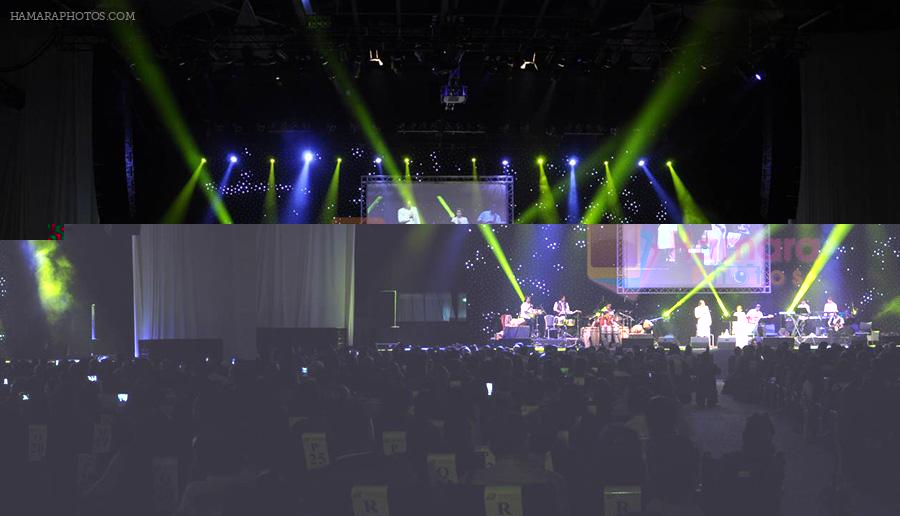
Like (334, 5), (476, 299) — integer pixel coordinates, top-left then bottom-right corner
(132, 224), (355, 358)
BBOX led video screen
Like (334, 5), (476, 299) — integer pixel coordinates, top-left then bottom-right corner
(363, 179), (511, 224)
(617, 224), (770, 293)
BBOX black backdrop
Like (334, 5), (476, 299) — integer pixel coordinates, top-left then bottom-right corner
(797, 31), (900, 221)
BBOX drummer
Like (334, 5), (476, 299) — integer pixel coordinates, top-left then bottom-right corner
(553, 295), (573, 317)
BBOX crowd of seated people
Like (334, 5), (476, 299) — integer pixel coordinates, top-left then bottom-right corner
(0, 344), (784, 516)
(723, 340), (900, 506)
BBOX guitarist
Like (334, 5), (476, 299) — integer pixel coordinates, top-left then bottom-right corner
(746, 304), (765, 337)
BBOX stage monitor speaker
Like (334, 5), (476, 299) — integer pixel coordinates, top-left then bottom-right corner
(859, 322), (872, 333)
(138, 339), (223, 364)
(257, 327), (345, 360)
(716, 336), (736, 351)
(502, 326), (531, 340)
(497, 338), (531, 348)
(623, 334), (654, 350)
(657, 335), (678, 349)
(761, 337), (794, 349)
(690, 336), (710, 349)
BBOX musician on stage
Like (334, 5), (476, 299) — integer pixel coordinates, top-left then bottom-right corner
(598, 308), (621, 348)
(733, 305), (749, 348)
(520, 295), (543, 336)
(823, 297), (838, 315)
(694, 300), (712, 339)
(397, 200), (421, 224)
(746, 304), (764, 337)
(553, 295), (572, 317)
(796, 299), (811, 314)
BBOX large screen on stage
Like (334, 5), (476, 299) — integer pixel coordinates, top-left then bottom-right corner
(362, 178), (512, 224)
(616, 224), (770, 293)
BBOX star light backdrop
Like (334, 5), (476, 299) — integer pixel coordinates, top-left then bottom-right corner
(356, 224), (900, 345)
(194, 143), (675, 224)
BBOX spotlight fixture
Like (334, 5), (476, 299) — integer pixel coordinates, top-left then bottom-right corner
(568, 158), (577, 166)
(537, 157), (545, 165)
(403, 157), (410, 164)
(638, 159), (646, 167)
(228, 154), (238, 164)
(603, 161), (609, 166)
(269, 158), (275, 164)
(666, 160), (673, 167)
(501, 159), (510, 166)
(200, 158), (207, 164)
(337, 157), (342, 162)
(471, 157), (477, 163)
(374, 157), (383, 164)
(303, 151), (314, 162)
(754, 72), (763, 81)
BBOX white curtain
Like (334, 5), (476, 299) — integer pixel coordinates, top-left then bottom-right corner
(132, 225), (355, 358)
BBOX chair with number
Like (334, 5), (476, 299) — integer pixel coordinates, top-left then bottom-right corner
(440, 484), (558, 516)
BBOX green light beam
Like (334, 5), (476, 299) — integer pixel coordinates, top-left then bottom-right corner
(668, 162), (707, 223)
(436, 195), (455, 219)
(536, 158), (560, 223)
(664, 225), (776, 317)
(582, 5), (727, 223)
(478, 225), (525, 302)
(27, 241), (74, 324)
(786, 224), (854, 312)
(264, 159), (278, 223)
(677, 225), (727, 316)
(106, 0), (230, 223)
(162, 160), (205, 223)
(366, 196), (384, 215)
(320, 159), (342, 223)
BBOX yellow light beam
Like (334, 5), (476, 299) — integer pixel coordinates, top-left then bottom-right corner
(786, 224), (854, 312)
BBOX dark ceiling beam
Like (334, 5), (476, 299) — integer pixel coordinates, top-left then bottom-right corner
(491, 0), (506, 34)
(589, 0), (610, 26)
(350, 0), (360, 31)
(534, 0), (552, 28)
(395, 0), (402, 29)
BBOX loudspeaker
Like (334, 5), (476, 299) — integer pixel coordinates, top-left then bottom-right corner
(761, 337), (794, 349)
(623, 334), (654, 350)
(716, 336), (736, 351)
(690, 336), (710, 350)
(502, 326), (531, 339)
(138, 339), (223, 364)
(257, 327), (346, 359)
